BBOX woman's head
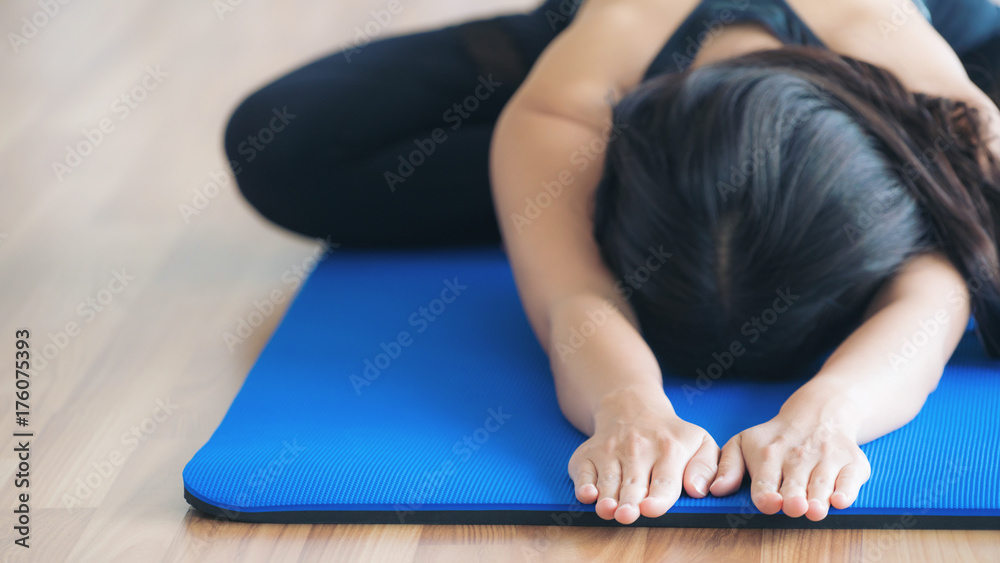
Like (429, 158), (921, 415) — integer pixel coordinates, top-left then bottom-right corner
(593, 46), (1000, 379)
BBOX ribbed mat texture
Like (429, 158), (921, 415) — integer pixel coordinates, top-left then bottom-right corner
(183, 247), (1000, 525)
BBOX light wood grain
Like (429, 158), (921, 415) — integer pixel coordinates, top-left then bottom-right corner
(0, 1), (997, 561)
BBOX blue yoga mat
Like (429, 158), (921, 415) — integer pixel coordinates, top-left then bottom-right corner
(184, 246), (1000, 528)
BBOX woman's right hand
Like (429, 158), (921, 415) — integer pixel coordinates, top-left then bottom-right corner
(567, 385), (721, 524)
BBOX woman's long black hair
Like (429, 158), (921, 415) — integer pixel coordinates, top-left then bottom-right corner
(592, 46), (1000, 380)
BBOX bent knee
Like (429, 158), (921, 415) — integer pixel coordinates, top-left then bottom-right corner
(223, 86), (299, 173)
(222, 85), (317, 227)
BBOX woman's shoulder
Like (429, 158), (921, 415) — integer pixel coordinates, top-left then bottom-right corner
(786, 0), (984, 106)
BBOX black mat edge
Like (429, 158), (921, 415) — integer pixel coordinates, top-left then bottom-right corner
(184, 487), (1000, 530)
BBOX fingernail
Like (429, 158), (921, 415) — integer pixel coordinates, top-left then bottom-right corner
(693, 475), (708, 495)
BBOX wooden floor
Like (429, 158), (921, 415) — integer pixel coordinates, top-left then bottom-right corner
(0, 0), (997, 561)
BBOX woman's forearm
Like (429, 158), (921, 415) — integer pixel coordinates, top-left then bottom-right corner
(780, 252), (971, 444)
(548, 293), (668, 436)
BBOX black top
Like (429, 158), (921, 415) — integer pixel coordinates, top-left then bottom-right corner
(539, 0), (933, 80)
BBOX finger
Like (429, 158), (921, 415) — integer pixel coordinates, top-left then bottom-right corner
(568, 457), (599, 504)
(748, 444), (784, 515)
(778, 455), (815, 518)
(805, 463), (839, 522)
(683, 436), (720, 499)
(709, 435), (746, 497)
(615, 458), (653, 525)
(593, 458), (623, 520)
(831, 460), (871, 510)
(639, 450), (685, 519)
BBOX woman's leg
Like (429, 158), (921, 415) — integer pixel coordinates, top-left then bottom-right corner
(961, 34), (1000, 103)
(225, 8), (561, 248)
(922, 0), (1000, 100)
(923, 0), (1000, 55)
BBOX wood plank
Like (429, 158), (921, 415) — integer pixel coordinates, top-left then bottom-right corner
(0, 0), (996, 560)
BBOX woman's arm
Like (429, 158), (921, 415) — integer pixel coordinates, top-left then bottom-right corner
(491, 0), (725, 524)
(711, 251), (972, 520)
(491, 0), (698, 434)
(783, 251), (971, 444)
(792, 0), (1000, 156)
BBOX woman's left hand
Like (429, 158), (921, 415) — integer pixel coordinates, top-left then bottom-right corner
(707, 407), (871, 521)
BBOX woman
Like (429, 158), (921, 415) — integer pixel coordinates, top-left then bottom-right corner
(224, 0), (1000, 524)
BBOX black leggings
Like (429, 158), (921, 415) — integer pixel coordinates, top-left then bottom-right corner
(224, 0), (1000, 249)
(224, 3), (569, 248)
